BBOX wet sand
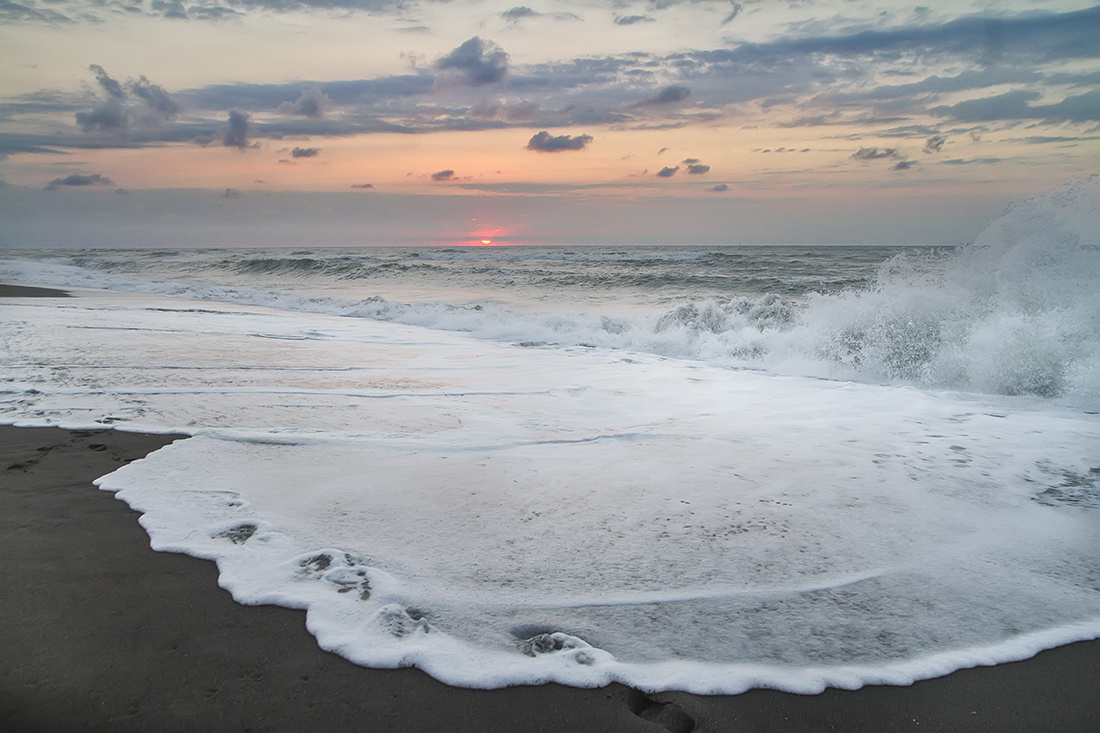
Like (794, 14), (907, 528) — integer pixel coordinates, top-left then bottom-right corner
(0, 283), (70, 298)
(2, 424), (1098, 732)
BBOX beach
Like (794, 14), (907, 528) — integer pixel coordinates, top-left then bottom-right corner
(3, 426), (1099, 732)
(2, 242), (1100, 731)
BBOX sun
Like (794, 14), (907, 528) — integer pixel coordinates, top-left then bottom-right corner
(481, 239), (492, 245)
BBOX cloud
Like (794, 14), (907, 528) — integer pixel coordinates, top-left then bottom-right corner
(277, 86), (331, 118)
(129, 76), (180, 121)
(725, 6), (1100, 64)
(942, 157), (1004, 165)
(223, 188), (242, 198)
(75, 65), (128, 134)
(526, 130), (593, 152)
(656, 165), (679, 177)
(436, 37), (509, 86)
(502, 6), (537, 22)
(351, 183), (374, 189)
(893, 160), (916, 170)
(930, 89), (1100, 124)
(75, 101), (128, 134)
(471, 98), (539, 122)
(686, 163), (710, 174)
(44, 173), (114, 191)
(711, 183), (729, 192)
(431, 169), (455, 181)
(0, 2), (72, 23)
(637, 85), (691, 107)
(615, 15), (655, 26)
(291, 147), (321, 158)
(223, 109), (252, 149)
(681, 158), (700, 164)
(151, 0), (188, 19)
(89, 65), (125, 100)
(501, 6), (579, 24)
(721, 2), (742, 25)
(188, 77), (432, 115)
(1022, 135), (1100, 145)
(213, 0), (404, 12)
(923, 135), (946, 153)
(73, 66), (179, 135)
(852, 147), (900, 160)
(189, 6), (243, 20)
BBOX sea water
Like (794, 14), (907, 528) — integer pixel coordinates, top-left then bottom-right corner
(1, 178), (1097, 693)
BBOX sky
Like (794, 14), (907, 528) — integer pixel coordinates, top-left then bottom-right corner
(1, 0), (1098, 246)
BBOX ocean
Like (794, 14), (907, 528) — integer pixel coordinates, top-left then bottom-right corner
(1, 178), (1098, 694)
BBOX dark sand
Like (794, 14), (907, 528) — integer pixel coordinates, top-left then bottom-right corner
(2, 429), (1099, 733)
(0, 284), (70, 298)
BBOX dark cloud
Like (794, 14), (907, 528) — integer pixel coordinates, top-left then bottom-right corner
(656, 165), (679, 177)
(129, 76), (180, 121)
(711, 183), (729, 192)
(351, 183), (374, 189)
(929, 89), (1040, 122)
(1022, 135), (1100, 144)
(923, 135), (946, 153)
(188, 76), (433, 113)
(931, 89), (1100, 124)
(44, 173), (114, 191)
(686, 163), (710, 174)
(277, 86), (331, 118)
(681, 157), (700, 164)
(222, 0), (404, 12)
(431, 169), (455, 181)
(89, 65), (125, 100)
(436, 37), (508, 86)
(73, 67), (179, 135)
(526, 130), (593, 152)
(0, 1), (73, 23)
(75, 101), (128, 133)
(223, 109), (252, 149)
(721, 2), (742, 26)
(499, 6), (582, 24)
(291, 147), (321, 158)
(852, 147), (900, 160)
(893, 160), (916, 170)
(188, 6), (243, 20)
(223, 188), (242, 198)
(471, 98), (539, 122)
(151, 0), (188, 19)
(822, 68), (1042, 106)
(942, 157), (1004, 165)
(75, 66), (130, 134)
(615, 15), (655, 26)
(725, 6), (1100, 64)
(502, 6), (537, 22)
(637, 85), (691, 107)
(9, 5), (1095, 159)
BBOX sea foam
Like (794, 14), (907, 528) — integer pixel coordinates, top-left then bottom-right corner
(2, 179), (1098, 408)
(2, 179), (1099, 692)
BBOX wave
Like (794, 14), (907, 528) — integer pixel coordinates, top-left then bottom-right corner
(3, 178), (1097, 406)
(794, 177), (1099, 402)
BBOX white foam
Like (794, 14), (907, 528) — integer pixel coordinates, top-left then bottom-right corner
(3, 286), (1097, 692)
(3, 180), (1098, 409)
(3, 180), (1099, 692)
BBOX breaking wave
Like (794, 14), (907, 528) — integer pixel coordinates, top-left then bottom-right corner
(2, 178), (1097, 406)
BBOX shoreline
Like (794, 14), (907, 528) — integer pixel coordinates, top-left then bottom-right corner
(2, 424), (1099, 731)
